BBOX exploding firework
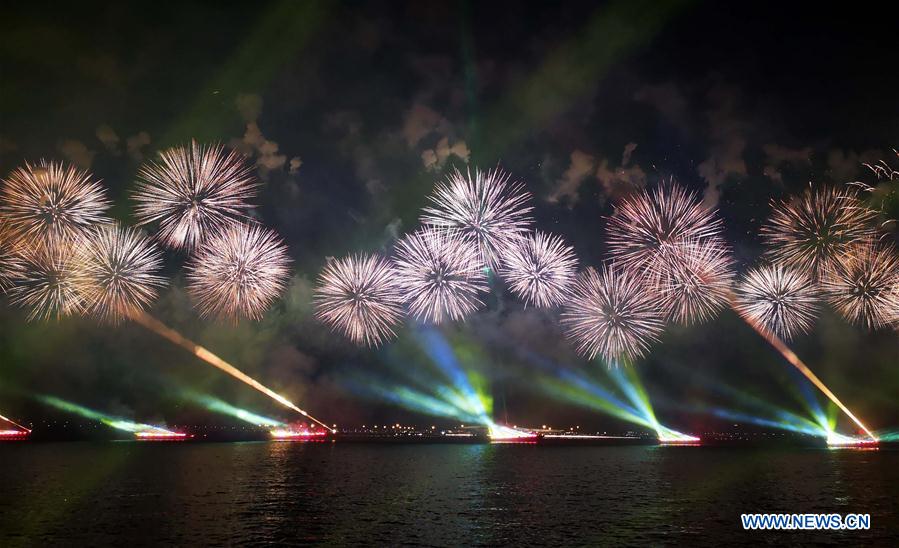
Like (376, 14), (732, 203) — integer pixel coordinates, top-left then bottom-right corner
(314, 253), (405, 346)
(0, 160), (110, 247)
(651, 239), (735, 324)
(500, 231), (578, 308)
(392, 228), (487, 324)
(5, 241), (84, 321)
(0, 221), (17, 294)
(133, 141), (258, 251)
(820, 240), (899, 329)
(561, 266), (665, 363)
(420, 168), (533, 269)
(761, 185), (879, 278)
(606, 182), (723, 273)
(74, 224), (167, 324)
(733, 264), (820, 341)
(186, 224), (291, 321)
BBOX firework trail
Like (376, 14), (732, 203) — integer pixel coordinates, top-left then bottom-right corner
(561, 266), (665, 363)
(133, 141), (258, 251)
(314, 253), (404, 347)
(500, 231), (578, 308)
(0, 160), (110, 247)
(606, 182), (723, 274)
(821, 239), (899, 329)
(651, 238), (734, 324)
(421, 168), (533, 269)
(761, 185), (879, 279)
(186, 224), (291, 321)
(129, 311), (333, 432)
(393, 228), (487, 324)
(5, 241), (84, 321)
(74, 224), (166, 324)
(733, 264), (820, 341)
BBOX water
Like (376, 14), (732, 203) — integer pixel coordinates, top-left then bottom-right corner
(0, 443), (896, 545)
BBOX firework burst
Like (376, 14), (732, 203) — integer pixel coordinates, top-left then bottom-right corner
(74, 224), (167, 324)
(420, 168), (533, 269)
(761, 185), (879, 278)
(820, 240), (899, 329)
(651, 239), (735, 324)
(561, 266), (664, 363)
(0, 161), (110, 247)
(733, 264), (820, 341)
(606, 182), (723, 273)
(186, 224), (291, 321)
(314, 253), (405, 346)
(392, 228), (487, 324)
(5, 241), (84, 321)
(500, 231), (578, 308)
(133, 141), (258, 251)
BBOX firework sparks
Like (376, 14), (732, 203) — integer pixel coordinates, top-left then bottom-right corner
(314, 253), (405, 346)
(500, 231), (578, 308)
(761, 185), (879, 278)
(561, 266), (665, 363)
(74, 224), (167, 324)
(133, 141), (258, 251)
(5, 240), (84, 321)
(393, 228), (487, 324)
(650, 239), (735, 324)
(0, 221), (17, 294)
(821, 240), (899, 329)
(420, 168), (533, 269)
(733, 264), (820, 341)
(0, 160), (110, 247)
(186, 224), (291, 321)
(606, 182), (723, 273)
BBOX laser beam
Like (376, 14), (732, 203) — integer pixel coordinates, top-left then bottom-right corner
(0, 412), (31, 433)
(129, 310), (334, 432)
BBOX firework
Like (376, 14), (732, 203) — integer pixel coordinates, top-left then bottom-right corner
(500, 231), (578, 308)
(74, 224), (167, 324)
(133, 141), (258, 251)
(314, 253), (405, 346)
(392, 228), (487, 324)
(186, 224), (290, 321)
(561, 266), (664, 363)
(421, 168), (533, 269)
(651, 239), (735, 324)
(606, 182), (723, 273)
(0, 160), (110, 247)
(761, 185), (879, 278)
(820, 240), (899, 329)
(733, 264), (819, 341)
(0, 221), (17, 293)
(6, 241), (84, 321)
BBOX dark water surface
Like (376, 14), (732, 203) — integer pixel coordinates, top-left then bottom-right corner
(0, 442), (896, 546)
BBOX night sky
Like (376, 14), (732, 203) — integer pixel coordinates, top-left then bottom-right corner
(1, 1), (897, 434)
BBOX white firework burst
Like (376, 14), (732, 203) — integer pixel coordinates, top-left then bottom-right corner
(6, 241), (84, 321)
(820, 240), (899, 329)
(650, 239), (735, 324)
(314, 253), (405, 346)
(733, 264), (820, 341)
(74, 224), (167, 324)
(420, 168), (533, 269)
(561, 266), (665, 363)
(500, 231), (578, 308)
(0, 160), (110, 247)
(392, 228), (487, 324)
(133, 141), (259, 251)
(186, 224), (291, 321)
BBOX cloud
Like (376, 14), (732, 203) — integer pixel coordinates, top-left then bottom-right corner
(401, 104), (448, 148)
(58, 139), (95, 169)
(230, 93), (289, 178)
(126, 131), (151, 162)
(289, 156), (302, 175)
(826, 148), (884, 183)
(546, 150), (595, 206)
(697, 87), (747, 206)
(596, 143), (646, 201)
(421, 137), (470, 170)
(762, 144), (812, 183)
(95, 125), (120, 154)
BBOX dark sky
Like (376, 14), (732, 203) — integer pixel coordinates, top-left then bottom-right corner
(1, 0), (897, 435)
